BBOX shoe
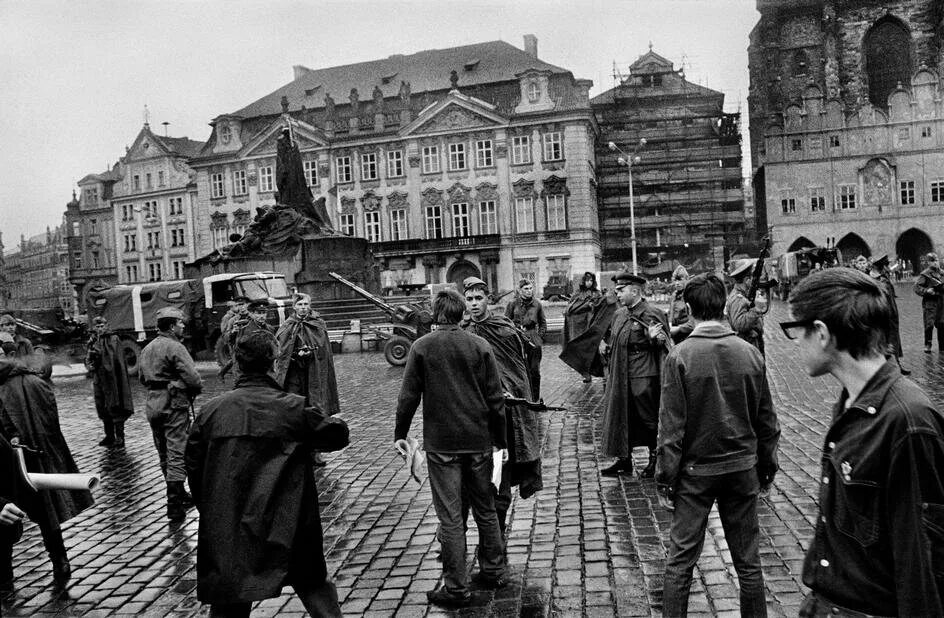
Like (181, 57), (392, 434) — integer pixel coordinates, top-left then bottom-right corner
(925, 345), (932, 353)
(427, 588), (471, 608)
(600, 459), (632, 477)
(900, 367), (911, 376)
(471, 572), (508, 589)
(113, 423), (126, 448)
(50, 554), (71, 585)
(639, 456), (657, 479)
(98, 436), (115, 447)
(166, 482), (192, 521)
(582, 375), (592, 383)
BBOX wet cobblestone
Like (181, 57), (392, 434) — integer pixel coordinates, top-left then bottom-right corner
(2, 283), (938, 616)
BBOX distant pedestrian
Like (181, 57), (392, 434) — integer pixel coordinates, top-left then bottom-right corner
(600, 272), (670, 478)
(725, 259), (765, 355)
(85, 317), (134, 447)
(562, 272), (602, 382)
(869, 255), (909, 375)
(914, 252), (944, 353)
(186, 330), (348, 618)
(851, 254), (869, 273)
(138, 307), (203, 521)
(504, 279), (546, 400)
(0, 315), (33, 359)
(216, 296), (248, 379)
(656, 273), (779, 617)
(786, 268), (944, 616)
(668, 265), (694, 344)
(396, 289), (507, 608)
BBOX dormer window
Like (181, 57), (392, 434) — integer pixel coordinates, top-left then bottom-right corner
(527, 81), (540, 103)
(220, 124), (232, 145)
(464, 59), (480, 71)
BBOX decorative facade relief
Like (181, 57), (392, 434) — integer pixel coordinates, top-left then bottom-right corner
(447, 182), (472, 203)
(387, 191), (409, 209)
(340, 196), (357, 214)
(362, 191), (382, 212)
(421, 187), (444, 207)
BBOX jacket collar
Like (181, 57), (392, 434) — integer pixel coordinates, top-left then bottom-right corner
(156, 331), (180, 342)
(235, 373), (284, 390)
(689, 321), (735, 338)
(835, 360), (901, 420)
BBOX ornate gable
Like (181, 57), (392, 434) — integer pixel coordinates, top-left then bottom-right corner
(241, 117), (327, 158)
(413, 105), (500, 135)
(402, 93), (507, 137)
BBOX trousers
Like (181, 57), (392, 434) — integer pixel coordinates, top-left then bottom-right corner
(146, 396), (190, 482)
(208, 579), (341, 617)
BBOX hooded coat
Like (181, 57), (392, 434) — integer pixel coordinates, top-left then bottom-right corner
(559, 289), (618, 377)
(274, 312), (340, 416)
(86, 332), (134, 422)
(185, 374), (349, 604)
(563, 279), (602, 341)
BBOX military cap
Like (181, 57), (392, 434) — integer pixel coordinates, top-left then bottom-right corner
(611, 271), (646, 288)
(871, 254), (890, 271)
(92, 316), (108, 325)
(728, 258), (757, 279)
(232, 296), (250, 304)
(0, 332), (13, 344)
(247, 299), (269, 311)
(927, 252), (939, 262)
(155, 307), (185, 322)
(0, 314), (15, 326)
(463, 276), (489, 292)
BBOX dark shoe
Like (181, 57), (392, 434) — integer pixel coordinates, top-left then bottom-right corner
(639, 456), (657, 479)
(166, 482), (191, 521)
(427, 588), (471, 608)
(114, 423), (126, 448)
(900, 367), (911, 376)
(601, 459), (632, 477)
(313, 452), (327, 467)
(472, 572), (508, 589)
(925, 345), (932, 353)
(50, 554), (71, 585)
(98, 436), (116, 447)
(582, 375), (592, 383)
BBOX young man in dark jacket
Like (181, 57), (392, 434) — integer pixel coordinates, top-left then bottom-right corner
(395, 289), (507, 608)
(656, 273), (779, 617)
(788, 268), (944, 616)
(186, 330), (349, 617)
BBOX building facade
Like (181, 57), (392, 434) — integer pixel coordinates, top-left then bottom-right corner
(4, 226), (74, 315)
(65, 170), (120, 312)
(110, 124), (203, 284)
(189, 37), (600, 293)
(748, 0), (944, 267)
(593, 50), (748, 273)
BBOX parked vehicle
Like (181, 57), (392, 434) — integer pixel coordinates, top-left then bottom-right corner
(542, 275), (572, 301)
(776, 247), (843, 299)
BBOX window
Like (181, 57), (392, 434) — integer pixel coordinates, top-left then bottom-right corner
(73, 253), (83, 269)
(390, 209), (407, 241)
(89, 218), (98, 234)
(125, 265), (138, 282)
(147, 231), (161, 250)
(386, 150), (404, 178)
(158, 171), (165, 186)
(922, 126), (933, 139)
(260, 166), (274, 192)
(361, 152), (378, 181)
(212, 227), (228, 249)
(233, 170), (248, 196)
(302, 161), (318, 187)
(364, 211), (381, 242)
(810, 187), (827, 212)
(122, 204), (132, 220)
(546, 194), (566, 230)
(173, 261), (184, 280)
(170, 228), (187, 247)
(792, 49), (808, 77)
(451, 203), (470, 237)
(837, 185), (857, 210)
(475, 140), (493, 168)
(865, 17), (912, 108)
(515, 197), (535, 233)
(542, 132), (563, 161)
(479, 201), (497, 235)
(830, 135), (840, 148)
(425, 206), (443, 239)
(780, 192), (796, 214)
(168, 197), (184, 216)
(898, 127), (911, 141)
(133, 175), (141, 192)
(448, 143), (466, 170)
(91, 252), (100, 269)
(335, 156), (352, 183)
(339, 213), (355, 236)
(146, 173), (152, 190)
(809, 137), (822, 151)
(932, 181), (944, 203)
(148, 262), (162, 282)
(791, 139), (802, 151)
(512, 136), (532, 165)
(527, 82), (540, 102)
(900, 180), (916, 205)
(210, 173), (225, 198)
(84, 188), (98, 204)
(422, 146), (440, 174)
(124, 234), (137, 252)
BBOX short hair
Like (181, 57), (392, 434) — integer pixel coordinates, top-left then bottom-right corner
(0, 314), (14, 326)
(232, 296), (250, 304)
(293, 292), (311, 305)
(432, 289), (465, 324)
(788, 267), (889, 359)
(518, 279), (532, 289)
(235, 330), (277, 374)
(682, 273), (726, 320)
(157, 317), (180, 332)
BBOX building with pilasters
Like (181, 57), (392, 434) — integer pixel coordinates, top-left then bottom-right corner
(65, 170), (120, 311)
(189, 36), (599, 293)
(5, 226), (74, 315)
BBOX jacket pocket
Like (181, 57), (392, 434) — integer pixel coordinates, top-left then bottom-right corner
(922, 503), (944, 579)
(832, 464), (880, 546)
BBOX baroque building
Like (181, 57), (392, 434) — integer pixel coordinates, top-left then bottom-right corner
(189, 36), (599, 292)
(66, 169), (120, 312)
(592, 49), (748, 274)
(5, 225), (74, 315)
(748, 0), (944, 268)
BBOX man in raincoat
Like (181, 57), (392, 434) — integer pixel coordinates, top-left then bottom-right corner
(86, 316), (134, 447)
(275, 293), (339, 415)
(561, 272), (603, 382)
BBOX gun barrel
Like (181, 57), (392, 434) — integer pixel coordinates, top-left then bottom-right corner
(328, 272), (397, 314)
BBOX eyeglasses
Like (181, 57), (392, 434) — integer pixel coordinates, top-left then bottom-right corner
(780, 319), (815, 340)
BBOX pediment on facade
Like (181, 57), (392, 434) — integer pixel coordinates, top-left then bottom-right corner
(240, 116), (328, 158)
(402, 94), (507, 136)
(125, 127), (171, 162)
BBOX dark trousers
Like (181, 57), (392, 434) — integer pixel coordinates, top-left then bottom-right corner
(427, 451), (506, 595)
(208, 579), (341, 617)
(147, 404), (190, 482)
(924, 326), (944, 350)
(525, 344), (542, 400)
(1, 501), (66, 585)
(662, 469), (766, 617)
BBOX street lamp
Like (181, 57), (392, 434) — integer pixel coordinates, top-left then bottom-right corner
(608, 139), (647, 275)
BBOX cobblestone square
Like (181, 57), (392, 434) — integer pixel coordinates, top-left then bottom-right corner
(3, 286), (940, 616)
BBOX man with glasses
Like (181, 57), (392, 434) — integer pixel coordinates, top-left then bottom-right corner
(785, 268), (944, 616)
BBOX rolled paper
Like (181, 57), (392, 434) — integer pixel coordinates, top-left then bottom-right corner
(15, 447), (99, 492)
(394, 437), (424, 484)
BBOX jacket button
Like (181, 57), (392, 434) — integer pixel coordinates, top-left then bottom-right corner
(831, 608), (839, 615)
(867, 406), (876, 415)
(822, 476), (829, 484)
(827, 441), (835, 449)
(820, 558), (829, 567)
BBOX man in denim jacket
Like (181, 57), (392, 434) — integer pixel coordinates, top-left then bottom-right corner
(656, 274), (779, 617)
(788, 268), (944, 616)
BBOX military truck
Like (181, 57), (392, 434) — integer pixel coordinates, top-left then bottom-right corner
(776, 247), (843, 299)
(86, 272), (291, 374)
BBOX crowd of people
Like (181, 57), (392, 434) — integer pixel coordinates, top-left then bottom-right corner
(3, 253), (944, 615)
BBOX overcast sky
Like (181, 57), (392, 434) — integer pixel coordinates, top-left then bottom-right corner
(0, 0), (759, 248)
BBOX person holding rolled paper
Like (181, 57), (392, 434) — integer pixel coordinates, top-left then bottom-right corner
(0, 433), (29, 595)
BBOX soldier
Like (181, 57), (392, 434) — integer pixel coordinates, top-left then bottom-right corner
(0, 315), (33, 359)
(599, 272), (670, 478)
(138, 307), (203, 521)
(668, 265), (695, 344)
(85, 316), (134, 447)
(725, 258), (765, 355)
(870, 255), (909, 375)
(216, 296), (248, 379)
(914, 252), (944, 353)
(504, 279), (546, 400)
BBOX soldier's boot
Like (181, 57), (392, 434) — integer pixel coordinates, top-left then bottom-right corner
(113, 422), (126, 448)
(46, 532), (71, 586)
(639, 452), (657, 479)
(601, 458), (633, 477)
(166, 482), (190, 521)
(98, 419), (115, 447)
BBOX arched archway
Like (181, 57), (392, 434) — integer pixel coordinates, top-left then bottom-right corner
(896, 228), (933, 275)
(864, 16), (912, 107)
(446, 259), (480, 288)
(837, 233), (870, 261)
(788, 236), (816, 252)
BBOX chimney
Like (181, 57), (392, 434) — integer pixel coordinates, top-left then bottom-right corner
(523, 34), (538, 58)
(293, 64), (311, 80)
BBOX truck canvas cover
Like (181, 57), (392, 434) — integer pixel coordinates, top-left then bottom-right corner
(88, 280), (202, 340)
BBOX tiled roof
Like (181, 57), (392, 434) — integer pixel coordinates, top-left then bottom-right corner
(591, 73), (722, 106)
(232, 40), (568, 119)
(155, 135), (205, 158)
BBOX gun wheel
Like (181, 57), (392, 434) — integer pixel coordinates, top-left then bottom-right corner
(383, 336), (411, 366)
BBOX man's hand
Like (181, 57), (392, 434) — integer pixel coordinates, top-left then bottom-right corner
(492, 447), (509, 463)
(759, 484), (772, 499)
(648, 323), (666, 342)
(657, 489), (674, 511)
(598, 340), (609, 356)
(0, 503), (26, 525)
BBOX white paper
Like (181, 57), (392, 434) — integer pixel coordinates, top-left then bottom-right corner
(491, 449), (504, 490)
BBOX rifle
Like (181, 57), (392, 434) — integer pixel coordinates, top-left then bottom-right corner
(504, 395), (567, 412)
(747, 236), (774, 310)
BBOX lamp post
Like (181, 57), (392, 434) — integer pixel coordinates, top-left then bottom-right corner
(608, 139), (646, 275)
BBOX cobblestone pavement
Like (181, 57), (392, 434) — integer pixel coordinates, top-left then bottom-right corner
(2, 284), (941, 617)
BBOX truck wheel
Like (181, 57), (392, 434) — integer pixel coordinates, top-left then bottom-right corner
(120, 339), (142, 377)
(549, 295), (561, 302)
(383, 336), (411, 366)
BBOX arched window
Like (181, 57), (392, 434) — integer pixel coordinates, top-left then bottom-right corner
(792, 50), (808, 77)
(864, 17), (911, 108)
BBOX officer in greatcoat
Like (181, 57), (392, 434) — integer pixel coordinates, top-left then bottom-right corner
(915, 252), (944, 353)
(138, 307), (203, 521)
(86, 316), (135, 447)
(599, 272), (670, 478)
